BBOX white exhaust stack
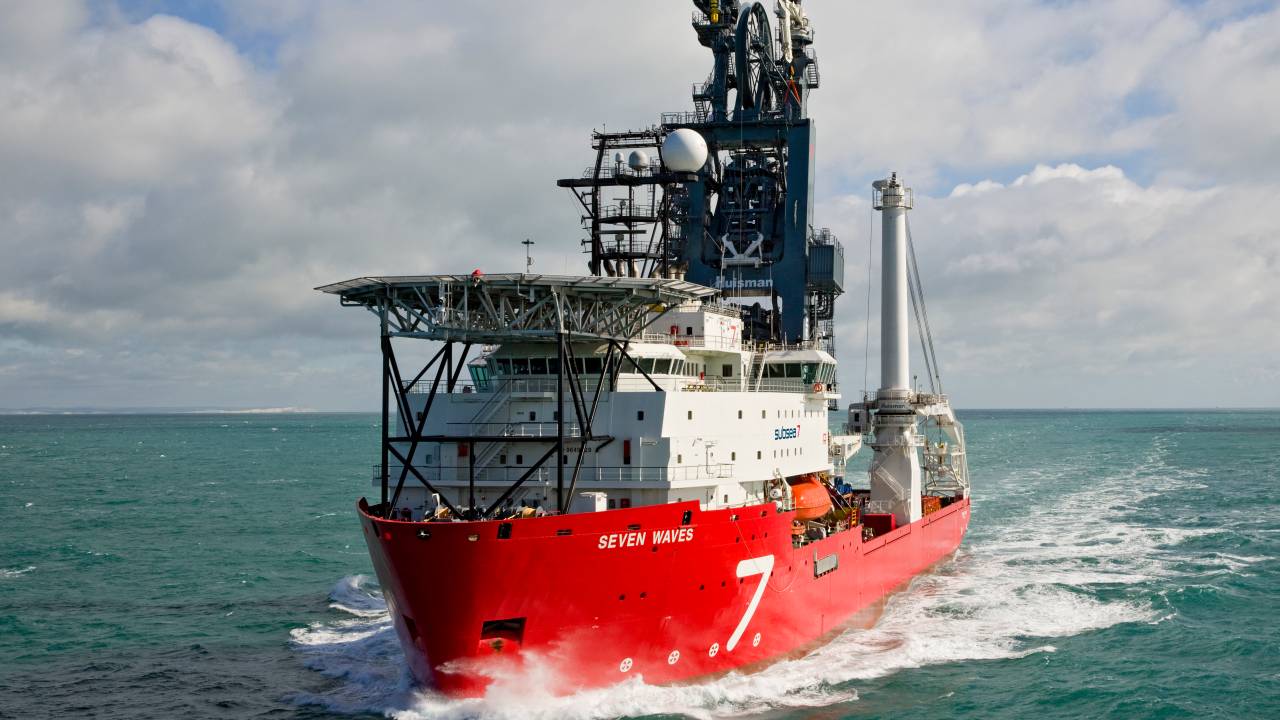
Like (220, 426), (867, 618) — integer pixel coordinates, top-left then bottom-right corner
(869, 173), (922, 526)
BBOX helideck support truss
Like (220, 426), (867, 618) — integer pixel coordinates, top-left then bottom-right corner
(317, 273), (718, 519)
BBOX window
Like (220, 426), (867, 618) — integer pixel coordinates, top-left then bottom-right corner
(756, 450), (762, 459)
(686, 326), (693, 335)
(529, 411), (537, 421)
(761, 410), (766, 419)
(687, 410), (693, 420)
(724, 494), (729, 503)
(637, 410), (645, 421)
(553, 410), (558, 420)
(500, 454), (507, 464)
(515, 454), (524, 464)
(655, 359), (671, 374)
(677, 454), (682, 463)
(623, 439), (632, 466)
(608, 499), (617, 509)
(737, 410), (743, 419)
(529, 357), (548, 374)
(722, 364), (733, 377)
(731, 452), (736, 461)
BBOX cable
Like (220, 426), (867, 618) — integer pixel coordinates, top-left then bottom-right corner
(906, 217), (943, 394)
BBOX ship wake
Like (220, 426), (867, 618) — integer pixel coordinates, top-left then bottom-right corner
(291, 436), (1203, 719)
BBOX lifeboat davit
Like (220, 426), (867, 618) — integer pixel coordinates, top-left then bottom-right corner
(789, 474), (833, 521)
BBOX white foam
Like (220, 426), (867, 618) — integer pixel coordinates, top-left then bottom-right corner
(0, 566), (36, 578)
(293, 434), (1211, 719)
(325, 573), (391, 618)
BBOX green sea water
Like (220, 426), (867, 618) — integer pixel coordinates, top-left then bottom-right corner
(1, 410), (1277, 719)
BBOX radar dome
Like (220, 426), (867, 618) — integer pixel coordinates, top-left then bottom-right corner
(627, 150), (650, 171)
(662, 129), (708, 172)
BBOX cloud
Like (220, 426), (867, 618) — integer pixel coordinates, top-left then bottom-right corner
(0, 0), (1278, 409)
(828, 162), (1280, 406)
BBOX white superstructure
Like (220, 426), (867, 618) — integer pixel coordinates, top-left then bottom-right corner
(395, 297), (847, 515)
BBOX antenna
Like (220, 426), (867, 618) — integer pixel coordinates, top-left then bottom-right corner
(522, 238), (535, 272)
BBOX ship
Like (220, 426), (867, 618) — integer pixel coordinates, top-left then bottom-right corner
(316, 0), (970, 697)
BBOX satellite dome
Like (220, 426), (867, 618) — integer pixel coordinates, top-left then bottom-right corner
(613, 152), (625, 164)
(627, 150), (650, 171)
(662, 129), (708, 172)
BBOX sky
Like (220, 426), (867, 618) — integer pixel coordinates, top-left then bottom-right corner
(1, 0), (1278, 411)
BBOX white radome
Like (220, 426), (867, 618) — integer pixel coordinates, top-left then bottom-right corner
(627, 150), (650, 171)
(662, 129), (708, 172)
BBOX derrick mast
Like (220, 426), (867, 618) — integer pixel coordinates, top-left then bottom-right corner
(558, 0), (844, 355)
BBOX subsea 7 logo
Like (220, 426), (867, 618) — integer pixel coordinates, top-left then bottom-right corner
(727, 554), (774, 651)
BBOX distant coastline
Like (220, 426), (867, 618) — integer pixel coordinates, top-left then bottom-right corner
(0, 407), (324, 415)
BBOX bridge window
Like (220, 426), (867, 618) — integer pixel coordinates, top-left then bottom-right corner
(655, 359), (672, 374)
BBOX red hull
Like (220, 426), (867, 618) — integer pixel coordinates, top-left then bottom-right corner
(359, 497), (970, 696)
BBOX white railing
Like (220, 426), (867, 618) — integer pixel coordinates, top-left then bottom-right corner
(443, 421), (585, 437)
(865, 500), (896, 515)
(641, 332), (742, 350)
(470, 463), (735, 484)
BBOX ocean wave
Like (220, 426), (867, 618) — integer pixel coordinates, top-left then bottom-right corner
(292, 435), (1210, 719)
(1, 565), (36, 578)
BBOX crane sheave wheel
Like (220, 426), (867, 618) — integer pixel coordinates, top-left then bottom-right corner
(734, 3), (779, 117)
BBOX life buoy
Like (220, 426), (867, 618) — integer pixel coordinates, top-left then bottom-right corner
(812, 383), (823, 393)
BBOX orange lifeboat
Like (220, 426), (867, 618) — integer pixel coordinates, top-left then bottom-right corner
(788, 474), (833, 521)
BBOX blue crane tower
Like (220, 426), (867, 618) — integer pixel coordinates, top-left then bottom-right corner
(558, 0), (843, 353)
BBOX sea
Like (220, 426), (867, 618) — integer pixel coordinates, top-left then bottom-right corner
(1, 410), (1276, 719)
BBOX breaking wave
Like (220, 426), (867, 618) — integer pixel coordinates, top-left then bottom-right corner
(291, 436), (1208, 719)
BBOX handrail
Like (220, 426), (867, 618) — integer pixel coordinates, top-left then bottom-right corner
(378, 463), (737, 484)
